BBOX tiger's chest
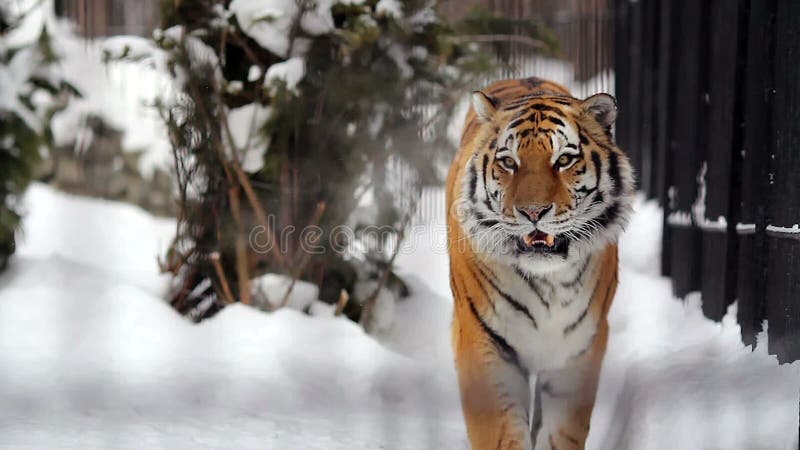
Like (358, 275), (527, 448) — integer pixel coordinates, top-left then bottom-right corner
(483, 261), (599, 373)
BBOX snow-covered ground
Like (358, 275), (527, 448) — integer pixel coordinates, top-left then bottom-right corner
(1, 184), (798, 450)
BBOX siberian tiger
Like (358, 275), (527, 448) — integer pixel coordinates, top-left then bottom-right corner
(446, 77), (634, 450)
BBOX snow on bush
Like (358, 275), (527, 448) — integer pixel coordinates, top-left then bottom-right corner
(8, 1), (173, 177)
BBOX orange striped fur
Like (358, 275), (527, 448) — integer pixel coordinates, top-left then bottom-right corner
(447, 77), (634, 450)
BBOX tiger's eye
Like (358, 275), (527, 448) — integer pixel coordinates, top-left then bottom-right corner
(557, 154), (574, 167)
(501, 157), (516, 170)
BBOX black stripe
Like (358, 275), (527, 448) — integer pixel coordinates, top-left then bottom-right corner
(489, 137), (497, 149)
(481, 155), (497, 213)
(501, 94), (541, 110)
(591, 151), (602, 188)
(563, 272), (607, 336)
(467, 265), (497, 314)
(468, 163), (477, 201)
(466, 296), (522, 368)
(565, 143), (578, 149)
(563, 301), (590, 336)
(561, 256), (591, 289)
(579, 133), (590, 145)
(513, 265), (550, 310)
(511, 108), (528, 120)
(595, 201), (620, 229)
(535, 275), (555, 294)
(523, 77), (544, 88)
(544, 116), (565, 127)
(529, 103), (563, 115)
(568, 331), (597, 359)
(508, 117), (526, 130)
(608, 151), (621, 196)
(476, 264), (538, 329)
(479, 219), (499, 228)
(595, 190), (605, 206)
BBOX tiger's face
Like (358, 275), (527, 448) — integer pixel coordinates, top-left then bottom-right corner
(457, 91), (635, 273)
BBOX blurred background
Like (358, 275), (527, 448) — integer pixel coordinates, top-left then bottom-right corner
(0, 0), (798, 449)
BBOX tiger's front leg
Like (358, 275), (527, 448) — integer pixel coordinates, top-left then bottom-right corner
(531, 321), (609, 450)
(453, 312), (533, 450)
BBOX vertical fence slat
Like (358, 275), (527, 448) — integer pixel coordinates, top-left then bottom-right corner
(737, 0), (776, 347)
(627, 0), (643, 185)
(737, 0), (768, 343)
(613, 0), (633, 171)
(636, 0), (657, 198)
(698, 0), (745, 320)
(655, 0), (676, 277)
(665, 0), (708, 298)
(766, 0), (800, 363)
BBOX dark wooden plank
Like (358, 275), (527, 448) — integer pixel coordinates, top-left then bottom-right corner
(627, 0), (642, 186)
(766, 0), (800, 363)
(698, 0), (746, 321)
(737, 0), (776, 347)
(613, 0), (635, 176)
(665, 0), (708, 298)
(657, 0), (677, 277)
(636, 0), (658, 198)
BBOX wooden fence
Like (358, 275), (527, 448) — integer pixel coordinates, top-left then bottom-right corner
(54, 0), (160, 37)
(615, 0), (800, 363)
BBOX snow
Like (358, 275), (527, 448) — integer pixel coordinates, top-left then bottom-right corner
(698, 215), (728, 231)
(666, 210), (692, 226)
(229, 0), (337, 57)
(0, 45), (42, 130)
(376, 0), (403, 18)
(14, 183), (175, 293)
(618, 195), (661, 276)
(247, 64), (263, 82)
(767, 224), (800, 234)
(229, 0), (295, 57)
(264, 57), (306, 93)
(225, 103), (273, 173)
(1, 185), (798, 449)
(252, 273), (318, 311)
(737, 223), (757, 234)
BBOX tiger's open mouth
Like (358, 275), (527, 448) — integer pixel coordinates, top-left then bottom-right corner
(516, 230), (569, 255)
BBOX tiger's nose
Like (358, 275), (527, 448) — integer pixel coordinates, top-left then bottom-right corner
(516, 204), (553, 223)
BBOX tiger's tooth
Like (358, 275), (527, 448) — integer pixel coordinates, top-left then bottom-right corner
(545, 234), (555, 247)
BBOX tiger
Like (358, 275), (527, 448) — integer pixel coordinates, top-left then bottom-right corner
(446, 77), (634, 450)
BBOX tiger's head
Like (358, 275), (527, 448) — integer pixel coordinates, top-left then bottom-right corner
(456, 90), (635, 273)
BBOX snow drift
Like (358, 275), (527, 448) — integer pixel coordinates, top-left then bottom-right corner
(0, 184), (798, 449)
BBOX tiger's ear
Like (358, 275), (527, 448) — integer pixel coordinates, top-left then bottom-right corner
(582, 93), (617, 128)
(471, 91), (497, 122)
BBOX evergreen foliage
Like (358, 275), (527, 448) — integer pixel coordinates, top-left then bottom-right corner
(0, 9), (79, 270)
(154, 0), (555, 325)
